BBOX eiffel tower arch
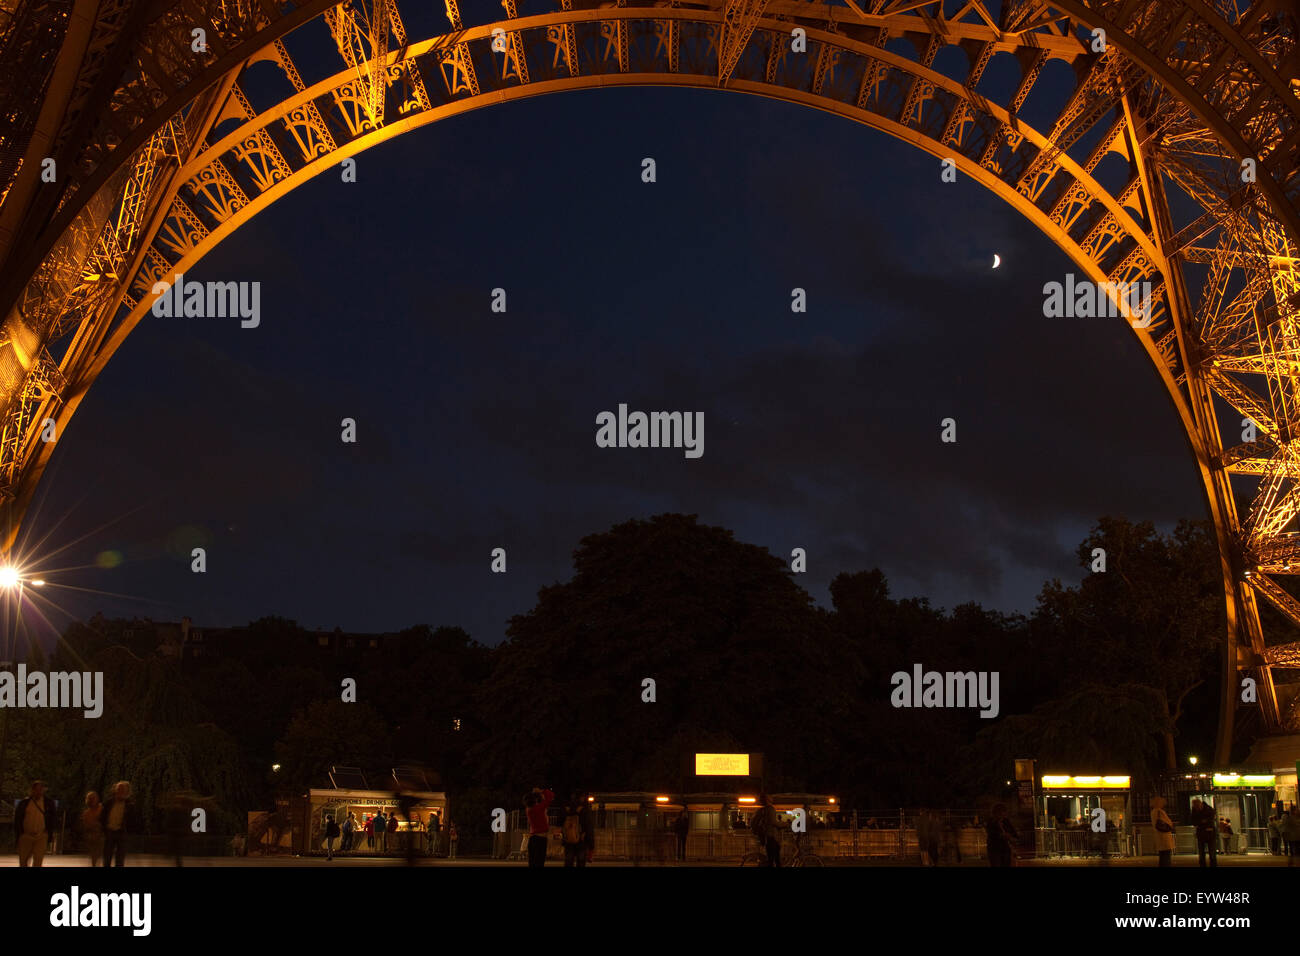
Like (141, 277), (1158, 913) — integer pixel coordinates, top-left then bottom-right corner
(0, 0), (1297, 761)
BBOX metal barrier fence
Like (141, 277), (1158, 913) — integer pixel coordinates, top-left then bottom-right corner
(1041, 824), (1275, 859)
(1036, 827), (1132, 858)
(498, 810), (990, 862)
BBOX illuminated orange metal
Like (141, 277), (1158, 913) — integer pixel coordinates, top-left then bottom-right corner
(1, 1), (1297, 760)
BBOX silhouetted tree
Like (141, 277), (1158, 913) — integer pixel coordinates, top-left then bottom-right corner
(470, 514), (847, 792)
(1033, 517), (1221, 770)
(274, 699), (393, 790)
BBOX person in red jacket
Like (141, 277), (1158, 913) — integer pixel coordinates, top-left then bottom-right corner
(525, 788), (554, 868)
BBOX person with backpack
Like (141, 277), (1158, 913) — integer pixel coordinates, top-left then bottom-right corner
(1150, 796), (1175, 867)
(341, 811), (355, 852)
(751, 794), (781, 867)
(524, 787), (555, 868)
(1190, 799), (1217, 867)
(324, 813), (341, 861)
(561, 792), (587, 867)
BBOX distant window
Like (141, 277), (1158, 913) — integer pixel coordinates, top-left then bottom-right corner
(369, 638), (378, 648)
(317, 636), (329, 647)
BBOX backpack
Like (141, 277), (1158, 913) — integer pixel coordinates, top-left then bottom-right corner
(562, 812), (582, 844)
(326, 820), (340, 838)
(750, 808), (768, 841)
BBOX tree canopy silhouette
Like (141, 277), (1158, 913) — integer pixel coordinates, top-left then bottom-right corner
(469, 513), (853, 793)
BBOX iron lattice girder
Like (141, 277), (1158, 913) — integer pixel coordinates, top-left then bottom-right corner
(1264, 643), (1300, 668)
(1248, 576), (1300, 669)
(718, 0), (771, 86)
(1251, 571), (1300, 622)
(0, 0), (1299, 741)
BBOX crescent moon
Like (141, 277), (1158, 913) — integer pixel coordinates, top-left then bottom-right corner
(992, 254), (1001, 269)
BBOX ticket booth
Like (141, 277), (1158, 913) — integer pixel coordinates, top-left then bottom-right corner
(1170, 771), (1276, 854)
(1036, 774), (1132, 858)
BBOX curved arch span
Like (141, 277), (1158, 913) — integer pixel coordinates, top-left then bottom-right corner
(1, 1), (1298, 760)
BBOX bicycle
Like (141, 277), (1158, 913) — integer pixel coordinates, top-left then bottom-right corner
(738, 834), (825, 867)
(739, 841), (767, 865)
(789, 833), (824, 867)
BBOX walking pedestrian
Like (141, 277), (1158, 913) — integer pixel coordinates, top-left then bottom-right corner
(100, 781), (139, 867)
(427, 810), (441, 856)
(396, 790), (419, 865)
(1190, 798), (1217, 868)
(341, 811), (356, 852)
(324, 813), (340, 861)
(374, 810), (388, 853)
(163, 793), (189, 866)
(752, 794), (781, 867)
(448, 821), (458, 859)
(1281, 805), (1300, 865)
(917, 810), (941, 867)
(14, 780), (50, 867)
(1150, 796), (1175, 867)
(944, 816), (963, 864)
(525, 787), (554, 868)
(1219, 817), (1234, 854)
(673, 808), (689, 862)
(985, 804), (1017, 867)
(1267, 808), (1282, 856)
(561, 793), (587, 867)
(82, 791), (104, 867)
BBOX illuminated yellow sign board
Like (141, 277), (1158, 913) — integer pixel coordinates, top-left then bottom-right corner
(1212, 774), (1275, 788)
(1040, 775), (1130, 790)
(695, 753), (750, 776)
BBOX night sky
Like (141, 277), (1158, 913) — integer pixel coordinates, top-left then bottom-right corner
(21, 84), (1207, 645)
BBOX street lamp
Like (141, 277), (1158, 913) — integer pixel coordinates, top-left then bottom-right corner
(0, 565), (45, 808)
(0, 566), (46, 595)
(1189, 756), (1199, 767)
(0, 566), (44, 660)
